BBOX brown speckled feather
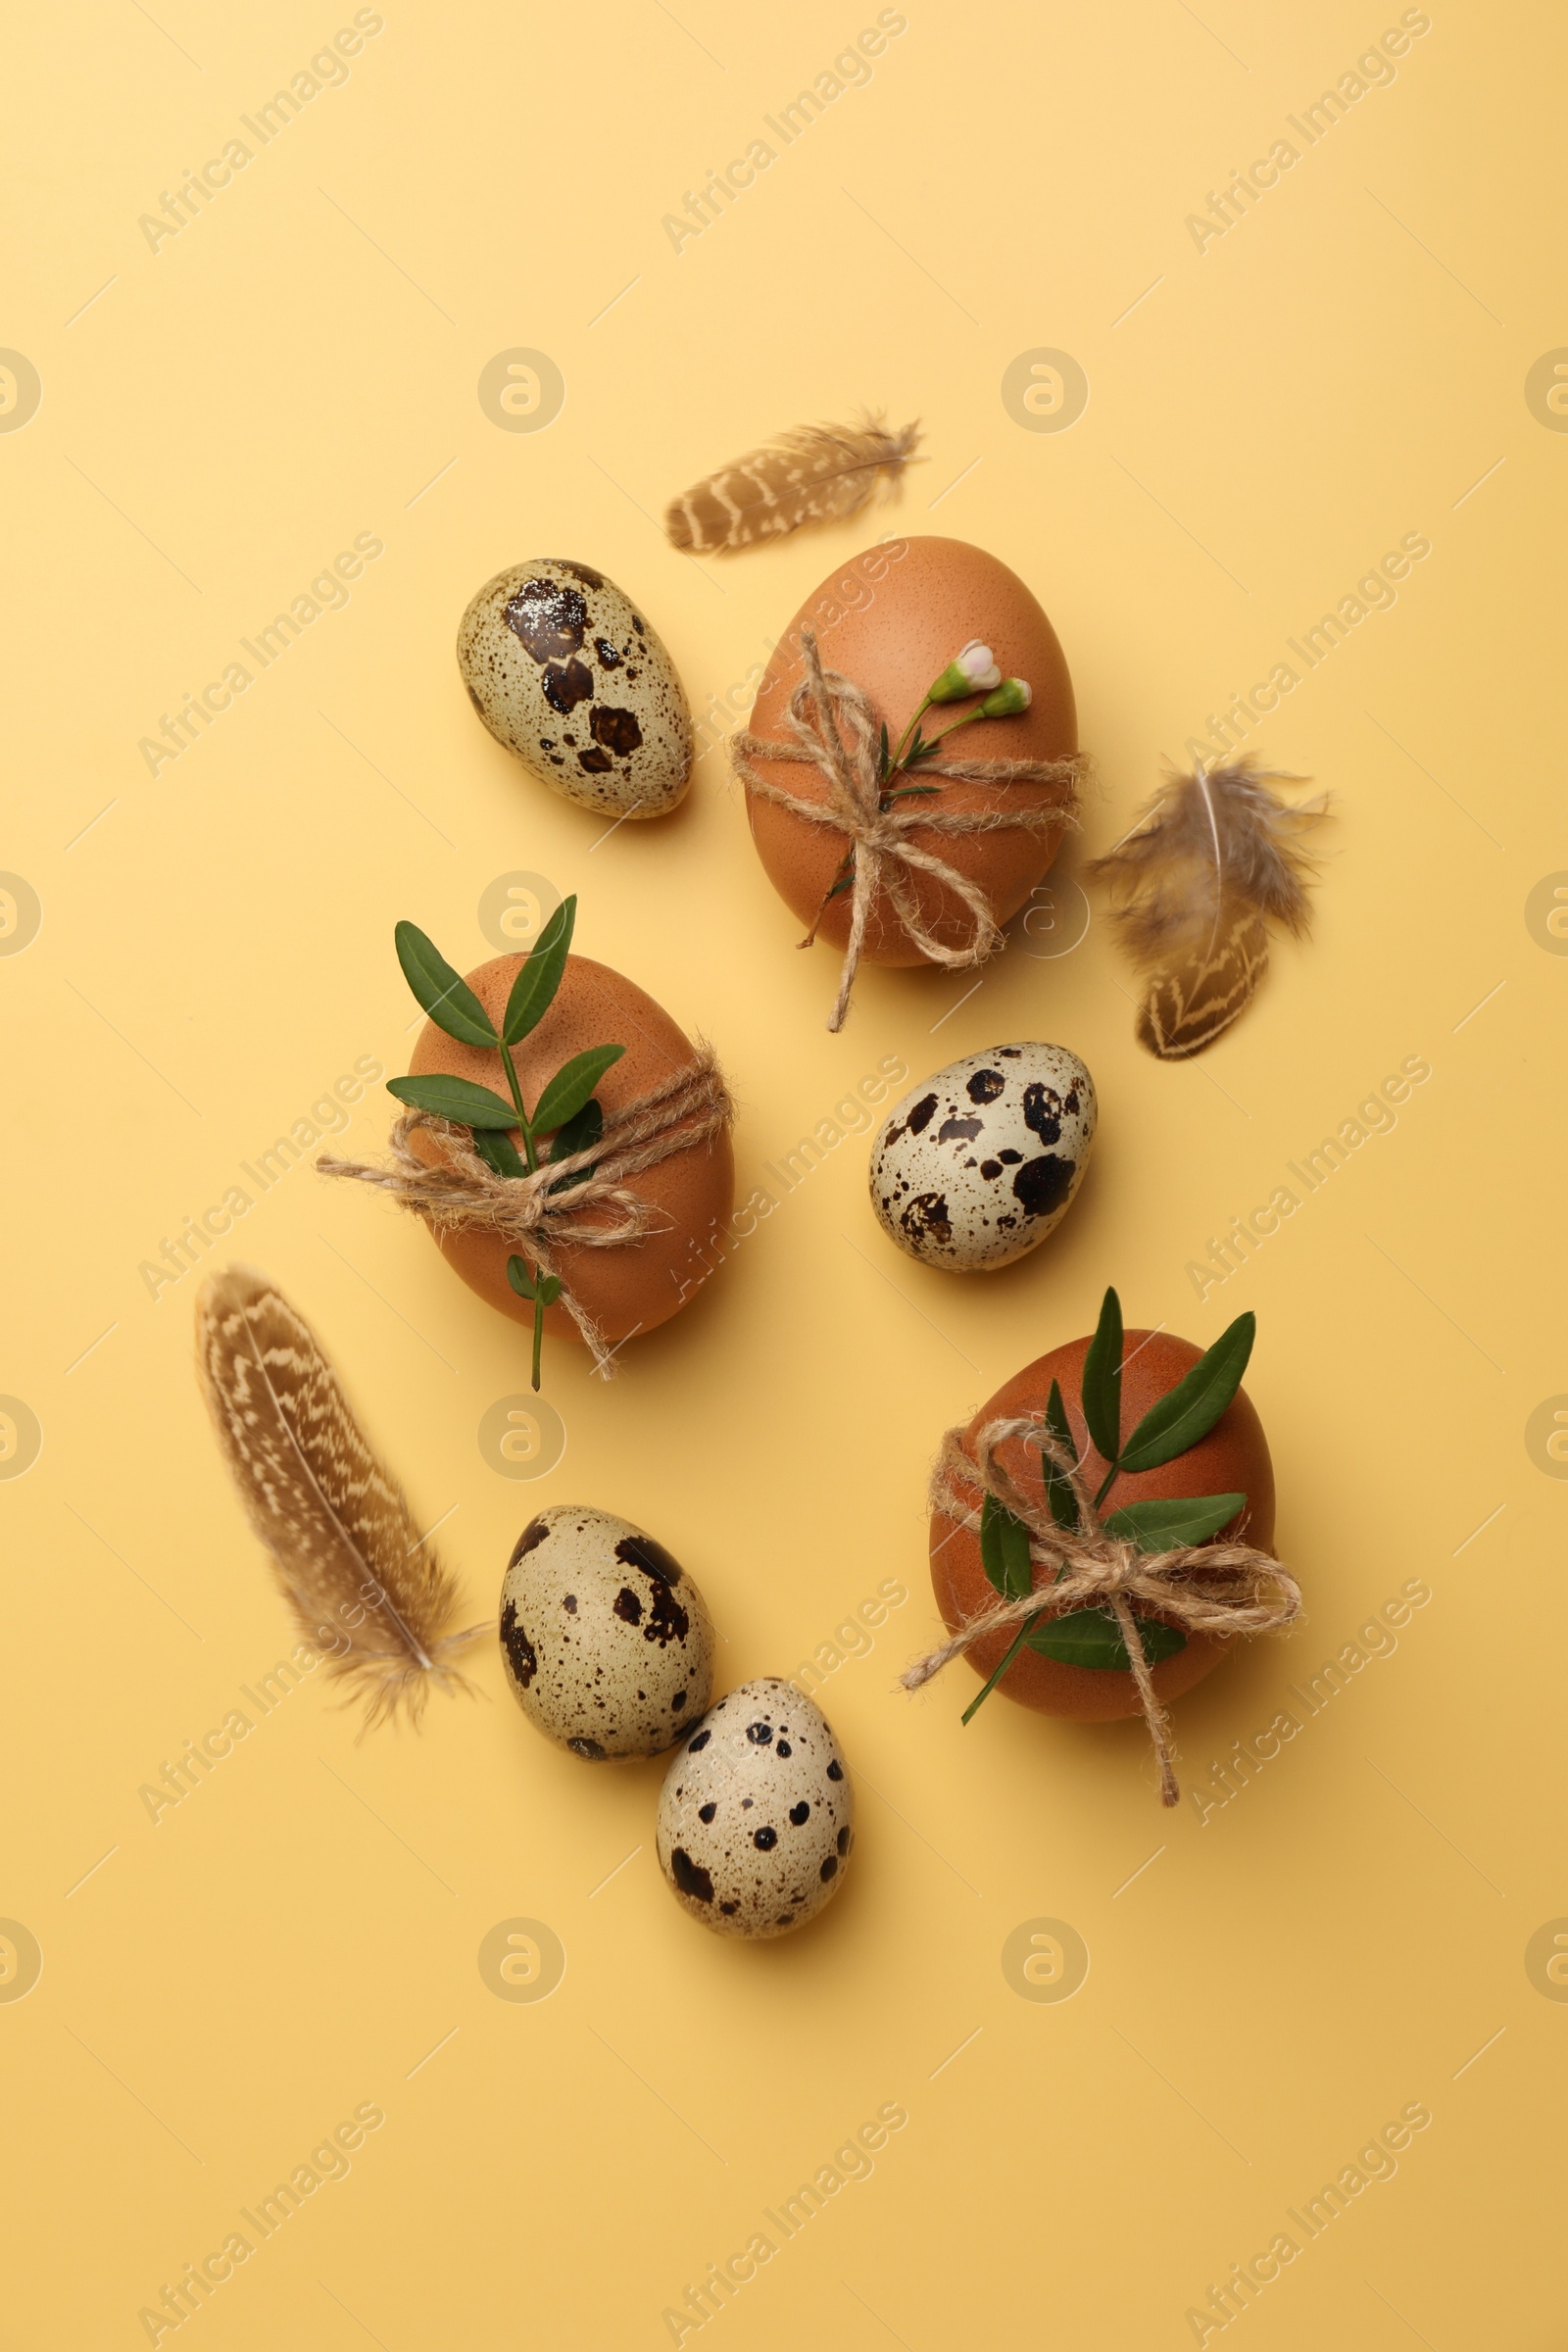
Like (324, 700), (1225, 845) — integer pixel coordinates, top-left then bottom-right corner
(1088, 757), (1330, 1059)
(195, 1265), (482, 1730)
(664, 413), (920, 554)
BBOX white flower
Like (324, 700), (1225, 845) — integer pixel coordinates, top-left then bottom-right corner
(956, 639), (1002, 690)
(928, 641), (1003, 703)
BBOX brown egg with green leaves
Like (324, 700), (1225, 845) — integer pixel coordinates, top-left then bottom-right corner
(929, 1292), (1278, 1726)
(378, 900), (733, 1389)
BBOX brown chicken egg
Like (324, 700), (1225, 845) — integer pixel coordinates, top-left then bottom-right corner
(406, 955), (733, 1347)
(930, 1329), (1275, 1721)
(743, 537), (1077, 965)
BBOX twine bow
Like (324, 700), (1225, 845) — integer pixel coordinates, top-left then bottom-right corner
(318, 1050), (731, 1376)
(906, 1417), (1303, 1805)
(729, 628), (1085, 1031)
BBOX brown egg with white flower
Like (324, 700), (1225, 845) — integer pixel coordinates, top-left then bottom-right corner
(741, 537), (1079, 984)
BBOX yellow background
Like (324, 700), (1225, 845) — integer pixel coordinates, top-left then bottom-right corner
(4, 1), (1564, 2343)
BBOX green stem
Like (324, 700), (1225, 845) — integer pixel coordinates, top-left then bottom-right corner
(498, 1039), (546, 1386)
(921, 705), (987, 753)
(883, 695), (983, 796)
(804, 848), (857, 944)
(889, 693), (933, 774)
(498, 1039), (537, 1172)
(962, 1611), (1044, 1725)
(1093, 1461), (1121, 1511)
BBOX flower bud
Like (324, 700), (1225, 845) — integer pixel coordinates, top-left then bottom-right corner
(978, 677), (1031, 718)
(927, 640), (1003, 702)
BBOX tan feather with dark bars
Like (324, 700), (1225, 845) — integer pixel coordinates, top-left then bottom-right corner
(1088, 756), (1330, 1059)
(195, 1265), (483, 1731)
(664, 413), (921, 553)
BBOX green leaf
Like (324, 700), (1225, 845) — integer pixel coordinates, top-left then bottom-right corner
(536, 1274), (562, 1305)
(878, 720), (890, 781)
(1118, 1312), (1256, 1474)
(823, 870), (855, 906)
(506, 1254), (536, 1300)
(1102, 1494), (1247, 1552)
(532, 1045), (625, 1137)
(548, 1098), (603, 1162)
(1042, 1377), (1080, 1531)
(1025, 1608), (1187, 1671)
(979, 1493), (1034, 1601)
(885, 783), (941, 801)
(1080, 1287), (1123, 1465)
(395, 921), (498, 1049)
(502, 895), (576, 1046)
(474, 1128), (525, 1179)
(386, 1074), (519, 1130)
(547, 1098), (603, 1195)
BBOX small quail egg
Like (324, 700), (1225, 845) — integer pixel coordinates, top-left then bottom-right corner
(499, 1505), (713, 1760)
(657, 1680), (854, 1938)
(868, 1042), (1096, 1271)
(457, 558), (692, 817)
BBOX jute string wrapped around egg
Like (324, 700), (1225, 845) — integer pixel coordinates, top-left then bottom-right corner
(730, 628), (1087, 1032)
(907, 1418), (1303, 1805)
(318, 1051), (732, 1375)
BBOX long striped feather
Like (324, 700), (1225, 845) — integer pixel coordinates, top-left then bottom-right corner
(195, 1265), (482, 1731)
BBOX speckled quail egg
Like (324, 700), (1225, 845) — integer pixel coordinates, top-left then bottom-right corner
(457, 558), (692, 817)
(656, 1680), (854, 1939)
(499, 1505), (713, 1760)
(868, 1042), (1096, 1271)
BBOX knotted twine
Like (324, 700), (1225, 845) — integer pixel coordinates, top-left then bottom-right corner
(729, 627), (1087, 1032)
(906, 1417), (1303, 1805)
(318, 1050), (732, 1376)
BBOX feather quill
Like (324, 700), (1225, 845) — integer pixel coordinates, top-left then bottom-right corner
(664, 412), (921, 553)
(195, 1265), (483, 1731)
(1088, 756), (1330, 1059)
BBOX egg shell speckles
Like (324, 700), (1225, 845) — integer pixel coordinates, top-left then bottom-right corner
(869, 1043), (1096, 1271)
(499, 1506), (714, 1761)
(457, 558), (692, 817)
(656, 1680), (854, 1939)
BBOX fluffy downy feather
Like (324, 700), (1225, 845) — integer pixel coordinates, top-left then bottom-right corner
(664, 413), (921, 553)
(1088, 757), (1330, 1059)
(195, 1265), (482, 1731)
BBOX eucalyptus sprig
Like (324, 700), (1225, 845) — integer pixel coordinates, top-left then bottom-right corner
(964, 1290), (1257, 1725)
(384, 897), (624, 1393)
(808, 641), (1034, 928)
